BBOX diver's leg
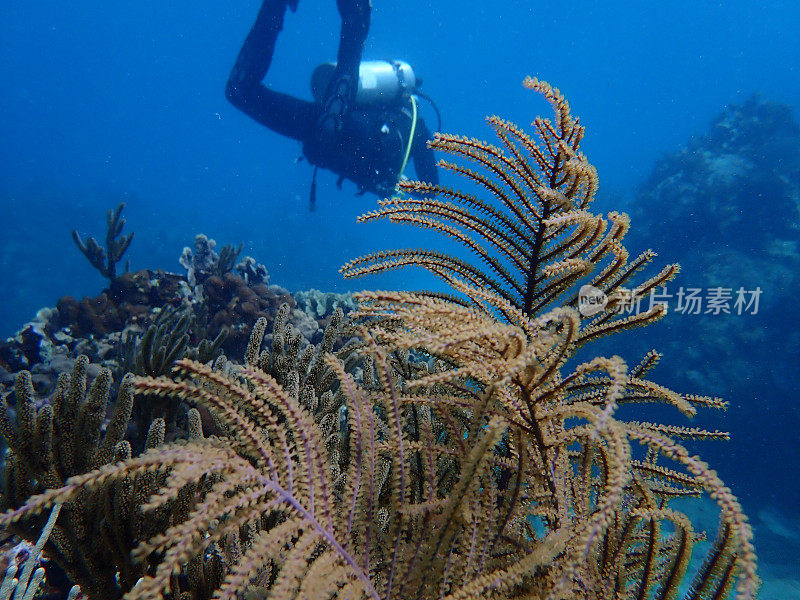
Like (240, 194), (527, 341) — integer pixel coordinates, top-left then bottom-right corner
(226, 0), (315, 141)
(317, 0), (371, 135)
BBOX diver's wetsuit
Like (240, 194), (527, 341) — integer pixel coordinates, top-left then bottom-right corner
(226, 0), (439, 198)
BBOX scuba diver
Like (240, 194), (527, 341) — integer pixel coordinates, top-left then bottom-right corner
(226, 0), (440, 206)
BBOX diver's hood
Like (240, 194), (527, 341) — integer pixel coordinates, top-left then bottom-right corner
(311, 60), (417, 106)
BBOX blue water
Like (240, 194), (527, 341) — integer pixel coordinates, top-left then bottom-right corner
(4, 1), (798, 319)
(2, 1), (799, 595)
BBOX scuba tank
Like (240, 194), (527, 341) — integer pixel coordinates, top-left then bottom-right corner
(311, 59), (417, 106)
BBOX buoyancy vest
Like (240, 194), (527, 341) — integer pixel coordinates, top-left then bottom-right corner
(303, 96), (418, 198)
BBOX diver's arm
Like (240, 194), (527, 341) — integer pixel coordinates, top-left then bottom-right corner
(317, 0), (371, 134)
(226, 0), (316, 141)
(336, 0), (370, 69)
(411, 116), (439, 187)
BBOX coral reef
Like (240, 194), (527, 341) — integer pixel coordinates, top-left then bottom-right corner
(199, 271), (294, 351)
(0, 303), (352, 599)
(0, 265), (308, 394)
(0, 79), (758, 600)
(629, 96), (800, 311)
(627, 95), (800, 511)
(632, 95), (799, 255)
(55, 270), (187, 339)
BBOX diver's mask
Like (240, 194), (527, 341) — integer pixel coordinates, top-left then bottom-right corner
(311, 60), (417, 106)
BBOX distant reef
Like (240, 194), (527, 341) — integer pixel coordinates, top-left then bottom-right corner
(0, 235), (355, 397)
(627, 95), (800, 509)
(631, 94), (799, 278)
(628, 95), (800, 389)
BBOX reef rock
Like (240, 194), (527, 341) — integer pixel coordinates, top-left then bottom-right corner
(627, 95), (800, 512)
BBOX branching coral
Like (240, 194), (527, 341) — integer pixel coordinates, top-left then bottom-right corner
(72, 203), (134, 281)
